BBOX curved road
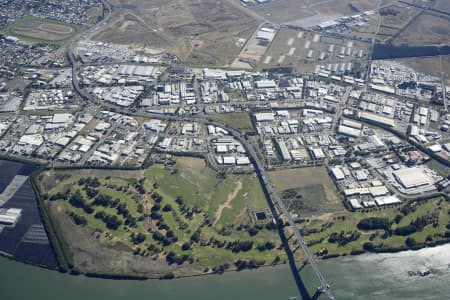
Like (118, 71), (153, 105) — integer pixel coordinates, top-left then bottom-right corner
(65, 1), (338, 298)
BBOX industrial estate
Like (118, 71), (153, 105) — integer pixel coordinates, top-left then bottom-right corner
(0, 0), (449, 299)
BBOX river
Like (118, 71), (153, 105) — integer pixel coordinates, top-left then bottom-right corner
(1, 244), (450, 300)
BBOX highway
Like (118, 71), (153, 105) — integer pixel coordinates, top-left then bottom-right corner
(65, 1), (337, 297)
(68, 45), (335, 298)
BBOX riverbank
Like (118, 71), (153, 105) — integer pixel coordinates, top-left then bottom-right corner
(2, 244), (450, 300)
(1, 157), (449, 280)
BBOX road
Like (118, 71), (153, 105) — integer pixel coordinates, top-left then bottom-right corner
(68, 39), (335, 298)
(65, 1), (338, 298)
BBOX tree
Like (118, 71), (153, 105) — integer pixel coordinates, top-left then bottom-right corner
(69, 190), (85, 208)
(131, 232), (146, 245)
(363, 242), (375, 252)
(162, 204), (173, 212)
(394, 225), (417, 236)
(357, 217), (391, 231)
(405, 237), (416, 248)
(181, 242), (191, 251)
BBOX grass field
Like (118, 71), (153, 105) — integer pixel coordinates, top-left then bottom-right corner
(395, 55), (450, 84)
(300, 197), (450, 256)
(392, 11), (450, 46)
(0, 16), (80, 45)
(93, 0), (258, 66)
(39, 157), (285, 276)
(250, 0), (377, 24)
(269, 167), (343, 214)
(206, 112), (255, 133)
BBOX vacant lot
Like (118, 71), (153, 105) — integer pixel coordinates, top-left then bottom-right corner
(93, 0), (258, 66)
(39, 157), (284, 277)
(380, 4), (421, 29)
(396, 55), (450, 83)
(393, 11), (450, 46)
(269, 167), (343, 214)
(206, 112), (255, 133)
(435, 0), (450, 12)
(250, 0), (377, 24)
(1, 16), (79, 44)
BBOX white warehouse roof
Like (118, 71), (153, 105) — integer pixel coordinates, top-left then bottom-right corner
(393, 167), (434, 189)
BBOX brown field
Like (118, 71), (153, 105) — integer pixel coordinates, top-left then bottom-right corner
(393, 11), (450, 46)
(250, 0), (378, 24)
(93, 0), (259, 66)
(435, 0), (450, 12)
(380, 4), (421, 29)
(269, 167), (343, 213)
(396, 55), (450, 84)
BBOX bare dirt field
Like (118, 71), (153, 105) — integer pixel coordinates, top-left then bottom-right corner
(393, 11), (450, 46)
(93, 0), (259, 66)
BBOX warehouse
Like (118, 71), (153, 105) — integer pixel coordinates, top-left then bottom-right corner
(0, 208), (22, 226)
(337, 124), (360, 137)
(330, 166), (345, 180)
(393, 167), (434, 189)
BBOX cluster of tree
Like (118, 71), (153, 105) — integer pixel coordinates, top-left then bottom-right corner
(181, 242), (191, 251)
(133, 178), (146, 195)
(190, 230), (201, 243)
(94, 211), (122, 230)
(379, 7), (400, 16)
(226, 240), (253, 253)
(166, 251), (192, 265)
(256, 241), (275, 251)
(151, 192), (163, 203)
(117, 202), (137, 227)
(85, 186), (99, 198)
(78, 177), (101, 188)
(234, 259), (265, 271)
(173, 196), (200, 220)
(69, 191), (94, 214)
(218, 226), (232, 236)
(328, 231), (361, 246)
(68, 212), (87, 226)
(130, 232), (146, 245)
(247, 224), (264, 237)
(152, 230), (178, 246)
(357, 217), (391, 231)
(147, 244), (163, 256)
(92, 194), (113, 207)
(394, 213), (438, 236)
(212, 263), (230, 274)
(49, 192), (68, 201)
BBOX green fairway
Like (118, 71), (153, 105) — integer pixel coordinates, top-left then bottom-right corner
(40, 157), (285, 276)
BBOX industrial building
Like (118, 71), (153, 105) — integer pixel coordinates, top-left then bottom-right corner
(0, 208), (22, 226)
(393, 167), (434, 189)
